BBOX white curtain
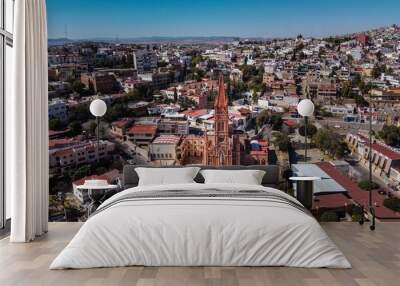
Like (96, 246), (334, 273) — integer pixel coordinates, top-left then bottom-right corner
(8, 0), (49, 242)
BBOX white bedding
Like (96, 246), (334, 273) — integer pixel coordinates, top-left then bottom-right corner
(50, 183), (351, 269)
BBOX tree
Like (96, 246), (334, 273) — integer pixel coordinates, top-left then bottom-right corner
(256, 110), (270, 128)
(104, 103), (129, 122)
(358, 180), (380, 191)
(89, 121), (98, 136)
(319, 211), (338, 222)
(272, 132), (292, 152)
(383, 198), (400, 212)
(378, 125), (400, 147)
(49, 118), (63, 131)
(71, 165), (91, 182)
(69, 121), (83, 136)
(371, 64), (387, 79)
(298, 124), (317, 138)
(270, 114), (283, 131)
(72, 80), (86, 95)
(312, 128), (349, 159)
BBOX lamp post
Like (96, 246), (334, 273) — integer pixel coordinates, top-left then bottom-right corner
(368, 93), (376, 231)
(297, 99), (315, 162)
(90, 99), (107, 162)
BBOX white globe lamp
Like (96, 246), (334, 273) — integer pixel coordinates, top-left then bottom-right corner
(297, 99), (315, 162)
(90, 99), (107, 117)
(90, 99), (107, 162)
(297, 99), (314, 117)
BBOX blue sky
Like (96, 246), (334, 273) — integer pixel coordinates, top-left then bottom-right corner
(47, 0), (400, 39)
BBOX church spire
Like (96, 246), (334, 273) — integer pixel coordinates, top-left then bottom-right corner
(215, 74), (227, 110)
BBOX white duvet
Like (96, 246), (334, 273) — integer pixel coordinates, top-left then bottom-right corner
(50, 183), (351, 269)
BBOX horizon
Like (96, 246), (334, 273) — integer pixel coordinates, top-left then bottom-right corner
(47, 0), (400, 39)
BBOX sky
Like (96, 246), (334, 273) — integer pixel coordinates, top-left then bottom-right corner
(47, 0), (400, 39)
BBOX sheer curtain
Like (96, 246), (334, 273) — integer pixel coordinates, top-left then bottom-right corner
(8, 0), (48, 242)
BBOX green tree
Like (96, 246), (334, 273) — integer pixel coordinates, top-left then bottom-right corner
(270, 114), (283, 131)
(378, 125), (400, 147)
(49, 118), (63, 131)
(69, 121), (83, 136)
(89, 121), (98, 136)
(272, 132), (292, 152)
(371, 64), (387, 79)
(358, 180), (380, 191)
(71, 165), (91, 182)
(298, 124), (317, 138)
(256, 110), (270, 128)
(72, 80), (86, 95)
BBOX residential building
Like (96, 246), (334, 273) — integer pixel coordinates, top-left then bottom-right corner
(72, 169), (121, 204)
(49, 140), (116, 174)
(133, 50), (158, 73)
(48, 99), (68, 122)
(127, 124), (158, 146)
(81, 72), (119, 94)
(346, 133), (400, 186)
(149, 135), (182, 166)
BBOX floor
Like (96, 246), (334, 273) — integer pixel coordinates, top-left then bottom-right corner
(0, 222), (399, 286)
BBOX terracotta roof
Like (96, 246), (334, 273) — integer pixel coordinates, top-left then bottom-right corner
(313, 193), (352, 210)
(129, 124), (157, 133)
(73, 169), (120, 186)
(183, 109), (208, 118)
(152, 135), (181, 144)
(49, 138), (76, 149)
(357, 134), (400, 160)
(112, 119), (131, 129)
(284, 119), (297, 127)
(54, 148), (74, 157)
(316, 161), (400, 220)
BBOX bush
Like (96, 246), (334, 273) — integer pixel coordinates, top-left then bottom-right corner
(383, 198), (400, 212)
(350, 205), (363, 222)
(358, 180), (379, 191)
(298, 124), (317, 138)
(319, 211), (339, 222)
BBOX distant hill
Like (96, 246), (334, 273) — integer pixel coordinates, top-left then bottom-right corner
(48, 38), (76, 46)
(48, 36), (247, 45)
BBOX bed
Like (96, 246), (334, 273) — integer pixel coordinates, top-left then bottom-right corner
(50, 165), (351, 269)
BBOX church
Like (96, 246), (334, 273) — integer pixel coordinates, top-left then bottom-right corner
(203, 75), (241, 166)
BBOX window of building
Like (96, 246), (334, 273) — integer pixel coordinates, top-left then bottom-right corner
(1, 0), (14, 230)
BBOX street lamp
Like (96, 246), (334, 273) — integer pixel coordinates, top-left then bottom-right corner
(90, 99), (107, 162)
(368, 93), (376, 231)
(297, 99), (315, 162)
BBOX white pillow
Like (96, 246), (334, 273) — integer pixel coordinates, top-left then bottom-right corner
(200, 169), (266, 185)
(135, 167), (200, 186)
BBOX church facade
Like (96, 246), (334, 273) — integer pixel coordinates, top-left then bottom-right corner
(203, 75), (241, 166)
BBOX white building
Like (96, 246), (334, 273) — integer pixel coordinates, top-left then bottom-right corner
(48, 99), (68, 122)
(133, 50), (158, 73)
(149, 135), (181, 166)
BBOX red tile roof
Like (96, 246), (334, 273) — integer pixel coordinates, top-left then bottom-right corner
(313, 193), (351, 210)
(357, 134), (400, 160)
(316, 162), (400, 220)
(129, 124), (157, 133)
(112, 119), (131, 129)
(73, 169), (120, 186)
(284, 119), (297, 127)
(152, 135), (181, 144)
(182, 109), (208, 118)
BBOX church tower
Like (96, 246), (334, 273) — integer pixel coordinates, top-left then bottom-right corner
(212, 75), (232, 165)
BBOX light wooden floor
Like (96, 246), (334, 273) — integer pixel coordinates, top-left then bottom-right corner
(0, 222), (399, 286)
